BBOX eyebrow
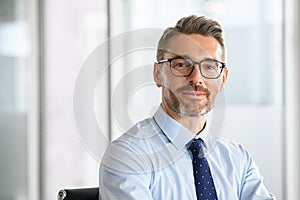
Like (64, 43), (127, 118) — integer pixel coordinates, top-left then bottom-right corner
(167, 54), (190, 59)
(171, 55), (185, 59)
(170, 54), (216, 62)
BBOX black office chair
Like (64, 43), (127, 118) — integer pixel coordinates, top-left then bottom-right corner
(57, 187), (99, 200)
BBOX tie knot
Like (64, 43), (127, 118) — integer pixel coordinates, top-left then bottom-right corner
(188, 139), (204, 157)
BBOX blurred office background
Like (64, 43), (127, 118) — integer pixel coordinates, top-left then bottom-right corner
(0, 0), (299, 199)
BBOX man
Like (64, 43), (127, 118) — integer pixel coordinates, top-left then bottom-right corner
(99, 15), (275, 200)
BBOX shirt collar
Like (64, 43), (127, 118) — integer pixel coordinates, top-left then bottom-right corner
(194, 123), (209, 147)
(153, 105), (197, 150)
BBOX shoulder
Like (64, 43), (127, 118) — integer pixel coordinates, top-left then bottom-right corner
(215, 137), (251, 155)
(117, 117), (161, 141)
(101, 117), (164, 173)
(210, 137), (254, 167)
(111, 117), (165, 152)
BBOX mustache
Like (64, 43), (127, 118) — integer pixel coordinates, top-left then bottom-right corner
(176, 84), (210, 95)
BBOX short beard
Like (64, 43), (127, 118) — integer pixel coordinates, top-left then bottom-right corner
(163, 86), (213, 117)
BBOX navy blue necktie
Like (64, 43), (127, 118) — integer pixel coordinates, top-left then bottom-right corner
(188, 139), (218, 200)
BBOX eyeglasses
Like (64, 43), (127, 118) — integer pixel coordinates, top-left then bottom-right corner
(157, 57), (226, 79)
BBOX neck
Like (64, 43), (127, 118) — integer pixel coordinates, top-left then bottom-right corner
(178, 115), (207, 135)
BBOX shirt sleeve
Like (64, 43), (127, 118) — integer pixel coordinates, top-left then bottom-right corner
(240, 150), (276, 200)
(99, 141), (154, 200)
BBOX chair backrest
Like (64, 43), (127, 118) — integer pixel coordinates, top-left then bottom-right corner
(57, 187), (99, 200)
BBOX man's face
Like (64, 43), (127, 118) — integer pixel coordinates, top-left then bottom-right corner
(154, 34), (228, 118)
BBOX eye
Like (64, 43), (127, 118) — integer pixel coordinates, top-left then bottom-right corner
(172, 59), (191, 68)
(202, 61), (218, 71)
(205, 65), (215, 70)
(177, 62), (187, 67)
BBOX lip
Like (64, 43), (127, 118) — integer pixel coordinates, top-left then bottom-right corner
(182, 91), (207, 98)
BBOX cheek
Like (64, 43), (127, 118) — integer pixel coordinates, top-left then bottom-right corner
(206, 80), (223, 93)
(160, 72), (181, 91)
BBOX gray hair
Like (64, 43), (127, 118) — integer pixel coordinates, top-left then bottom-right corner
(156, 15), (226, 61)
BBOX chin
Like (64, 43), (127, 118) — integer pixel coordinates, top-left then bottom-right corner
(179, 106), (211, 117)
(185, 109), (209, 117)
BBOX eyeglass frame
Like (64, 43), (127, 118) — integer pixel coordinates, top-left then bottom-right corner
(157, 56), (226, 79)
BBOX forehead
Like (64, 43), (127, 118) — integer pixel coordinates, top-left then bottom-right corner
(164, 34), (223, 60)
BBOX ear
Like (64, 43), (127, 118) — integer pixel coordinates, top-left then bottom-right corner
(220, 67), (228, 91)
(153, 62), (162, 87)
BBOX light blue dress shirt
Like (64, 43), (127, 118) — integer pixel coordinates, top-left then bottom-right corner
(99, 106), (275, 200)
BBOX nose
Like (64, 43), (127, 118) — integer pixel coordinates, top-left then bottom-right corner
(188, 65), (205, 86)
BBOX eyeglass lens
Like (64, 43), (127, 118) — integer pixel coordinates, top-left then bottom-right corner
(170, 58), (222, 78)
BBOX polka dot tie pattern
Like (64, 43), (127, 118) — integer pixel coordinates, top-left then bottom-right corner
(188, 139), (218, 200)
